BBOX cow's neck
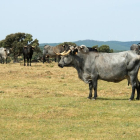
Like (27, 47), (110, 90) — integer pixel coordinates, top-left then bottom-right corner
(72, 53), (87, 81)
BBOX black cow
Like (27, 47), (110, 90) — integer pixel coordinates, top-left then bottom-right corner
(87, 47), (98, 52)
(78, 45), (98, 52)
(23, 45), (35, 66)
(57, 45), (140, 100)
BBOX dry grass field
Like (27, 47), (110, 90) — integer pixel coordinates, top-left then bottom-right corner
(0, 62), (140, 140)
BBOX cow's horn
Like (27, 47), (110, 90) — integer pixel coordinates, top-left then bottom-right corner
(55, 52), (61, 55)
(54, 50), (66, 55)
(59, 50), (71, 56)
(59, 51), (66, 55)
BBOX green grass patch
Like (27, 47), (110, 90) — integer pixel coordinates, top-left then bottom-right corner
(0, 63), (140, 139)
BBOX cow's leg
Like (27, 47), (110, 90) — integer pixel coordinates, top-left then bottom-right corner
(30, 58), (31, 66)
(129, 70), (139, 100)
(93, 81), (98, 100)
(2, 58), (4, 64)
(46, 56), (49, 63)
(54, 57), (56, 62)
(48, 56), (50, 63)
(43, 56), (45, 63)
(27, 58), (29, 66)
(129, 78), (136, 100)
(136, 86), (140, 100)
(130, 86), (136, 100)
(0, 56), (3, 64)
(136, 80), (140, 100)
(24, 57), (26, 66)
(88, 80), (93, 99)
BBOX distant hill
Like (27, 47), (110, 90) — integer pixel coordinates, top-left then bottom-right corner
(39, 40), (140, 51)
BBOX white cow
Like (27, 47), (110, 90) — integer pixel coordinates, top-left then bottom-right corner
(0, 47), (10, 64)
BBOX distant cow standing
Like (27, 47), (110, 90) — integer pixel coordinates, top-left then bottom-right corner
(0, 47), (11, 64)
(23, 45), (35, 66)
(43, 44), (69, 63)
(43, 45), (57, 63)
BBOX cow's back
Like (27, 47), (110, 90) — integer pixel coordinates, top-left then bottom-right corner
(89, 51), (138, 82)
(43, 45), (56, 56)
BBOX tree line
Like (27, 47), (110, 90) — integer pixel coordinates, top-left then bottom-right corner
(0, 32), (114, 63)
(92, 45), (113, 53)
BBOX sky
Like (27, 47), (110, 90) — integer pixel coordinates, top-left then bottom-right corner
(0, 0), (140, 43)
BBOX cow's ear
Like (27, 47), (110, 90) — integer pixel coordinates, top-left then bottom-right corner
(80, 47), (84, 52)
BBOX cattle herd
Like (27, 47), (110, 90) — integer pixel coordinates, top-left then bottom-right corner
(1, 43), (140, 100)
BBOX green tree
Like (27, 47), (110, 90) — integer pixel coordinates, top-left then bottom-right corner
(98, 45), (113, 53)
(110, 49), (114, 53)
(0, 32), (40, 62)
(0, 40), (5, 47)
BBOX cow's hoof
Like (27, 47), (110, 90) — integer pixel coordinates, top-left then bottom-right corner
(92, 98), (96, 100)
(129, 98), (133, 101)
(87, 97), (91, 99)
(136, 98), (139, 100)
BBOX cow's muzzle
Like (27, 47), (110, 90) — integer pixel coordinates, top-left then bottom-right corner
(58, 63), (63, 68)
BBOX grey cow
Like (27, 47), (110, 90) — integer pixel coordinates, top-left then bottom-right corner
(57, 45), (140, 100)
(43, 45), (69, 63)
(130, 43), (140, 54)
(0, 47), (11, 64)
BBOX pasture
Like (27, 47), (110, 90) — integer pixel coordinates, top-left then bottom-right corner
(0, 62), (140, 140)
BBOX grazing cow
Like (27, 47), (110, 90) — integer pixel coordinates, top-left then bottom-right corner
(23, 45), (35, 66)
(0, 47), (11, 64)
(57, 45), (140, 100)
(130, 43), (140, 54)
(43, 44), (69, 63)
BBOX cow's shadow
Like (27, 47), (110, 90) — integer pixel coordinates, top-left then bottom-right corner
(95, 97), (130, 101)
